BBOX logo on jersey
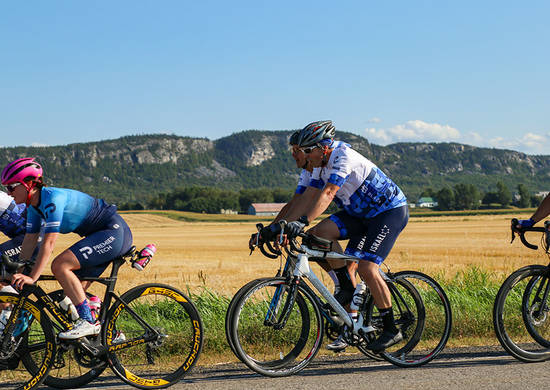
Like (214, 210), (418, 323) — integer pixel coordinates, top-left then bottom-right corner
(79, 246), (93, 259)
(44, 203), (56, 218)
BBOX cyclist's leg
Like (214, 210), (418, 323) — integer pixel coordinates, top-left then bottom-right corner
(345, 205), (409, 352)
(53, 214), (132, 339)
(309, 214), (359, 351)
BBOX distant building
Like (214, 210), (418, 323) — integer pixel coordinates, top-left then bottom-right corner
(536, 191), (549, 198)
(416, 197), (438, 208)
(248, 203), (286, 216)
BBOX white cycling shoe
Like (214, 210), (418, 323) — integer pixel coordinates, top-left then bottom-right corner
(58, 318), (101, 340)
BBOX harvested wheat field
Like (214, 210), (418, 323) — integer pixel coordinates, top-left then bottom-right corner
(48, 212), (543, 296)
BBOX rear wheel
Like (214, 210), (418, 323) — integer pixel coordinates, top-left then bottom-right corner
(0, 293), (56, 390)
(106, 284), (203, 389)
(363, 271), (452, 367)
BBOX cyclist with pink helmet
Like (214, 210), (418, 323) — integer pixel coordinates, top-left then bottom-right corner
(1, 157), (133, 339)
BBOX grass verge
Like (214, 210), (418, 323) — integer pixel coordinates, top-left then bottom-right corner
(183, 267), (512, 364)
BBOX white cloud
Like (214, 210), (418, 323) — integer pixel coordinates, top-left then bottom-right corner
(363, 120), (550, 155)
(486, 132), (550, 154)
(364, 120), (460, 144)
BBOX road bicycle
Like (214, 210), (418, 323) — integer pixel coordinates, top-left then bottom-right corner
(0, 246), (203, 390)
(493, 218), (550, 362)
(225, 232), (382, 364)
(226, 223), (452, 377)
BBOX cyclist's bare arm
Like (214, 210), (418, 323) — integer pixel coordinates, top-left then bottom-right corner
(302, 183), (339, 222)
(284, 186), (321, 222)
(531, 193), (550, 224)
(13, 232), (58, 288)
(273, 193), (301, 223)
(30, 232), (58, 280)
(19, 232), (40, 260)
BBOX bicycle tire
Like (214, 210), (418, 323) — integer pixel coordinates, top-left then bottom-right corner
(522, 273), (550, 348)
(225, 277), (271, 360)
(23, 289), (107, 389)
(105, 283), (203, 389)
(364, 271), (452, 367)
(493, 265), (550, 362)
(229, 277), (323, 377)
(0, 292), (56, 390)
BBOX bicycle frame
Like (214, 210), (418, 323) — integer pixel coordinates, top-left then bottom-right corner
(292, 252), (375, 334)
(1, 255), (161, 360)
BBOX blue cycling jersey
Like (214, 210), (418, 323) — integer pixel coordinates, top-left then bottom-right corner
(26, 187), (117, 236)
(0, 193), (26, 239)
(309, 143), (407, 219)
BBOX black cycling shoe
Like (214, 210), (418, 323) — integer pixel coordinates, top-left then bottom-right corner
(334, 287), (354, 307)
(367, 329), (403, 353)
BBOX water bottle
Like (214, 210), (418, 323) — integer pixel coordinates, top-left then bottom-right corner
(59, 296), (79, 321)
(350, 282), (367, 311)
(133, 244), (157, 271)
(88, 295), (102, 321)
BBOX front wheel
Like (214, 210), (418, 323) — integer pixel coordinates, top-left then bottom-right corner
(0, 292), (56, 390)
(493, 265), (550, 362)
(105, 284), (203, 389)
(229, 277), (323, 377)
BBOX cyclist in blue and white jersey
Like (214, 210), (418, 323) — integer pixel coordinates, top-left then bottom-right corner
(284, 120), (409, 353)
(1, 157), (133, 339)
(0, 191), (28, 315)
(249, 132), (354, 313)
(0, 190), (27, 261)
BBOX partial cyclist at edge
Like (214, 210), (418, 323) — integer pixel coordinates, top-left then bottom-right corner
(516, 192), (550, 228)
(1, 157), (133, 340)
(282, 120), (409, 353)
(250, 130), (358, 351)
(0, 189), (30, 320)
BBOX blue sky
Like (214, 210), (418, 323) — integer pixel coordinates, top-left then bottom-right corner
(1, 1), (549, 154)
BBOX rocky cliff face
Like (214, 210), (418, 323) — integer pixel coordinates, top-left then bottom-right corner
(1, 132), (549, 203)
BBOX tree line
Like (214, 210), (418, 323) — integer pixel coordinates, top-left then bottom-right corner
(419, 182), (541, 211)
(119, 181), (541, 213)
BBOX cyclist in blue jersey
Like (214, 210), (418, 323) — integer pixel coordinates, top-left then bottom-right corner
(1, 157), (133, 339)
(284, 120), (409, 353)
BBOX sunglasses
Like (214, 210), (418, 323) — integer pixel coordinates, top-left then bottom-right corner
(299, 146), (319, 154)
(5, 182), (23, 193)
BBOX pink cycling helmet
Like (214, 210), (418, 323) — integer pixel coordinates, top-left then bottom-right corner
(1, 157), (43, 186)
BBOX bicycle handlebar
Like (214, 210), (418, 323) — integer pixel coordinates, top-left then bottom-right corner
(510, 218), (549, 250)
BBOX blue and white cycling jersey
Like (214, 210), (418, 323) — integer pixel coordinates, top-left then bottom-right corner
(295, 141), (346, 195)
(295, 170), (312, 195)
(26, 187), (117, 237)
(309, 143), (407, 219)
(0, 191), (26, 239)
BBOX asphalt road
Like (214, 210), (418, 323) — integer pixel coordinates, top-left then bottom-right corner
(58, 346), (550, 390)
